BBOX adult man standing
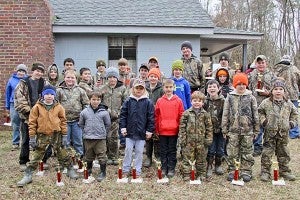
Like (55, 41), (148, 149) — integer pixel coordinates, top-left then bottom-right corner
(180, 41), (205, 93)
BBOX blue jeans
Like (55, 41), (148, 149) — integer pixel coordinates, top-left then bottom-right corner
(208, 133), (225, 158)
(67, 121), (83, 156)
(253, 127), (264, 152)
(10, 103), (21, 145)
(289, 100), (300, 139)
(122, 138), (145, 175)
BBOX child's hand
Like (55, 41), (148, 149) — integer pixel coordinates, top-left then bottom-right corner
(121, 128), (127, 136)
(29, 136), (37, 150)
(146, 132), (152, 139)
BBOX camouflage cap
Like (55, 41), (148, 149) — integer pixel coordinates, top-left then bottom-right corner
(96, 59), (106, 68)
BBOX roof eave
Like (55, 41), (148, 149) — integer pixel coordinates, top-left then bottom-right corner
(201, 33), (263, 41)
(52, 25), (214, 35)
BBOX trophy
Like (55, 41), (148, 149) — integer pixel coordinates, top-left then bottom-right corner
(116, 158), (128, 183)
(3, 115), (11, 126)
(272, 161), (285, 186)
(231, 159), (244, 186)
(188, 160), (201, 184)
(56, 164), (64, 186)
(77, 156), (84, 173)
(36, 160), (45, 176)
(82, 162), (95, 184)
(154, 159), (169, 183)
(256, 73), (264, 93)
(131, 159), (143, 183)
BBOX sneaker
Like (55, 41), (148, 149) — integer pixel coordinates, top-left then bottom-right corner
(11, 144), (19, 151)
(143, 157), (152, 168)
(227, 172), (234, 181)
(282, 173), (296, 181)
(241, 173), (252, 182)
(167, 170), (175, 178)
(20, 164), (27, 172)
(260, 172), (270, 182)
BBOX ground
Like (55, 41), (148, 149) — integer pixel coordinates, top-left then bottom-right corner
(0, 131), (299, 200)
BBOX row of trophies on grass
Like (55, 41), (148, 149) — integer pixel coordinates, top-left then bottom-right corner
(35, 150), (285, 186)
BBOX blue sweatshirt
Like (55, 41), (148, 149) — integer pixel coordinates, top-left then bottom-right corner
(172, 76), (192, 110)
(5, 73), (27, 109)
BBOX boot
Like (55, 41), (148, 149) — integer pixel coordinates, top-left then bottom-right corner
(206, 157), (214, 178)
(17, 168), (32, 187)
(67, 166), (79, 179)
(97, 164), (106, 182)
(215, 157), (224, 175)
(143, 157), (152, 168)
(87, 162), (93, 176)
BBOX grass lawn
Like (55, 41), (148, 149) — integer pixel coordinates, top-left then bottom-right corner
(1, 131), (299, 200)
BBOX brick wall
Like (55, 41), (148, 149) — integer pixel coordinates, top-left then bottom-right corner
(0, 0), (54, 125)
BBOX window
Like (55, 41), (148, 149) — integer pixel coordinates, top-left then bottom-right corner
(108, 37), (137, 72)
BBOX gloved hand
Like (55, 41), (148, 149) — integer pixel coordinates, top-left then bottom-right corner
(62, 135), (68, 147)
(29, 136), (37, 149)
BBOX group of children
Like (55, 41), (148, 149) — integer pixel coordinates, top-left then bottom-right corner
(14, 52), (298, 187)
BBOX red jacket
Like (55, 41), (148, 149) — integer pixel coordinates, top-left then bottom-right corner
(155, 94), (184, 136)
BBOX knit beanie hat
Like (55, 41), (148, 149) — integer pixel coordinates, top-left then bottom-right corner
(148, 68), (161, 79)
(232, 73), (248, 88)
(32, 62), (45, 72)
(16, 64), (28, 73)
(271, 78), (286, 91)
(219, 52), (230, 62)
(106, 67), (119, 79)
(96, 59), (106, 68)
(42, 85), (56, 97)
(216, 69), (228, 77)
(172, 60), (184, 71)
(181, 41), (193, 51)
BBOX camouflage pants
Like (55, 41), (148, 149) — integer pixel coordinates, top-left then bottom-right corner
(261, 133), (291, 176)
(107, 120), (119, 161)
(27, 133), (71, 171)
(84, 139), (107, 164)
(227, 134), (254, 175)
(179, 143), (207, 179)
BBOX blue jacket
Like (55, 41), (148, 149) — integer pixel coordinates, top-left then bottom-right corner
(172, 76), (192, 110)
(5, 73), (26, 109)
(119, 94), (155, 140)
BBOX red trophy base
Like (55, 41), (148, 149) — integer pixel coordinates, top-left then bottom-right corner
(56, 171), (64, 186)
(272, 169), (285, 186)
(130, 169), (143, 183)
(231, 170), (244, 186)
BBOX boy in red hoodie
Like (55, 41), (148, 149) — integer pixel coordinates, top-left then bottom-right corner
(155, 79), (184, 178)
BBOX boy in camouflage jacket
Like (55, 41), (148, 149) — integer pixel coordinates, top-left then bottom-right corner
(221, 73), (259, 182)
(178, 91), (213, 181)
(99, 67), (128, 165)
(56, 70), (89, 157)
(203, 80), (225, 177)
(259, 78), (298, 181)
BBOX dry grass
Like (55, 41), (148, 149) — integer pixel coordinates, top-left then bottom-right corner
(1, 131), (300, 200)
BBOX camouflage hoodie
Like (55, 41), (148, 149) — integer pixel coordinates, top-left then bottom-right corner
(56, 82), (89, 122)
(99, 80), (128, 121)
(145, 81), (164, 105)
(203, 94), (225, 134)
(14, 77), (45, 122)
(272, 61), (300, 100)
(221, 89), (259, 136)
(181, 54), (205, 91)
(258, 98), (298, 137)
(179, 107), (213, 147)
(248, 68), (275, 105)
